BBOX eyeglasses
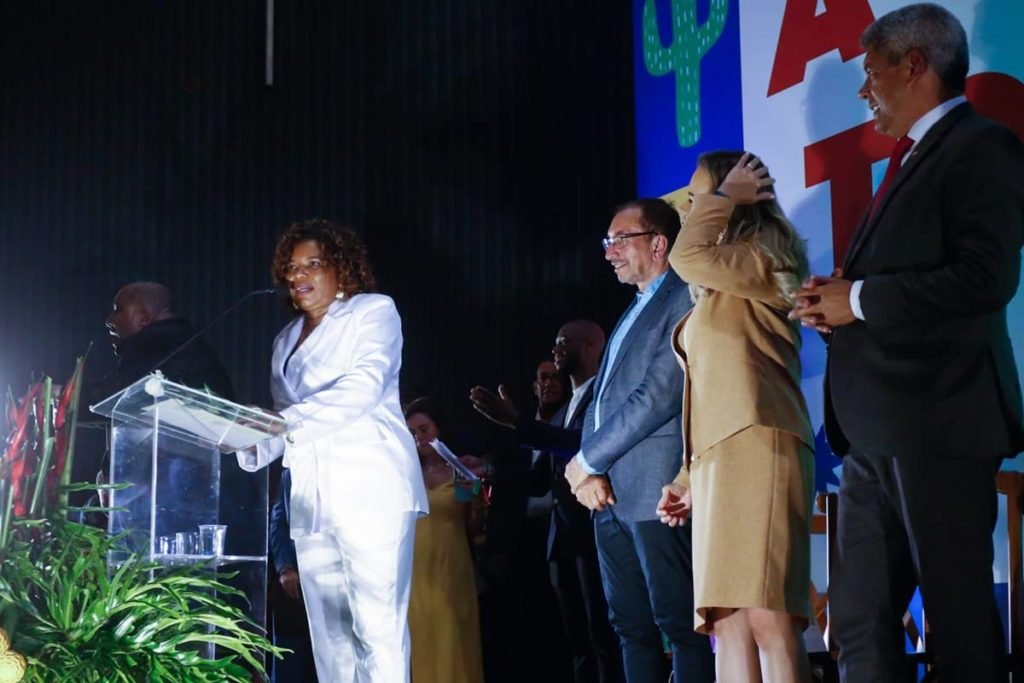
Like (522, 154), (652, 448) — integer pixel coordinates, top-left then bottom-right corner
(601, 231), (657, 250)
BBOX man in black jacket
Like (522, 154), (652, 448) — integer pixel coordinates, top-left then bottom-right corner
(792, 5), (1024, 681)
(269, 468), (318, 682)
(86, 281), (234, 404)
(472, 319), (623, 683)
(78, 281), (235, 526)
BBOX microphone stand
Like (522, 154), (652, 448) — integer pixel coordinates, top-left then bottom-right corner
(149, 287), (281, 376)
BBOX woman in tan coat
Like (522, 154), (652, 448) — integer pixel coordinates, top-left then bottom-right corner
(656, 151), (815, 682)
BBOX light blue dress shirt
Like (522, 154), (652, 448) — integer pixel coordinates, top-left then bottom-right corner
(577, 269), (669, 474)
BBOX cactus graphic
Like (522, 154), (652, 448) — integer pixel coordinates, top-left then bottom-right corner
(643, 0), (729, 148)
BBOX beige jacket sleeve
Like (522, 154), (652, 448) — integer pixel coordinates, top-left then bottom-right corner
(669, 194), (781, 304)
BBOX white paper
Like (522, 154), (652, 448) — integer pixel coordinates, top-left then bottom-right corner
(143, 398), (274, 452)
(429, 438), (480, 481)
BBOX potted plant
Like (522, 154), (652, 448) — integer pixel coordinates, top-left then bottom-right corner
(0, 359), (283, 682)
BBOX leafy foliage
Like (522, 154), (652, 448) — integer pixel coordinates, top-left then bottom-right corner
(1, 359), (283, 681)
(0, 518), (281, 682)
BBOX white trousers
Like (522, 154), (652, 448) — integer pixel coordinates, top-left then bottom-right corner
(294, 512), (418, 683)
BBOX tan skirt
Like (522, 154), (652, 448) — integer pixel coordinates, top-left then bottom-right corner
(690, 424), (814, 634)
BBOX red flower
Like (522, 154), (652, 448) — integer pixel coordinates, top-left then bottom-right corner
(48, 363), (85, 504)
(5, 383), (41, 518)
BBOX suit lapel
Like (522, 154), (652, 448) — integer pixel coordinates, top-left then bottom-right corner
(842, 212), (870, 273)
(279, 299), (353, 398)
(601, 271), (677, 390)
(844, 103), (972, 271)
(566, 380), (595, 427)
(593, 298), (636, 392)
(282, 319), (315, 390)
(671, 308), (694, 360)
(274, 318), (304, 405)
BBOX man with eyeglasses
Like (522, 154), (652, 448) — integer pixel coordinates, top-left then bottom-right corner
(564, 199), (713, 683)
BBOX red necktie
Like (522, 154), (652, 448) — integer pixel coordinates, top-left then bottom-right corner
(868, 135), (914, 220)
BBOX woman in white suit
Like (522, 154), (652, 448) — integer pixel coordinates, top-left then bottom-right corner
(237, 219), (428, 683)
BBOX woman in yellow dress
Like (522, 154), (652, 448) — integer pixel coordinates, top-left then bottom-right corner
(405, 399), (485, 683)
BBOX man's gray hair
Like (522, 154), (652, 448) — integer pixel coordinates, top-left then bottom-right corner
(861, 3), (968, 93)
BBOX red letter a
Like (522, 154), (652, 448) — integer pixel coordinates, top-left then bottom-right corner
(767, 0), (875, 97)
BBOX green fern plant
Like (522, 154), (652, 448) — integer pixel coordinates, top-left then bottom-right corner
(0, 518), (282, 682)
(0, 358), (284, 682)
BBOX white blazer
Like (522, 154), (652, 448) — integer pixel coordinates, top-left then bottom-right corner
(238, 293), (428, 538)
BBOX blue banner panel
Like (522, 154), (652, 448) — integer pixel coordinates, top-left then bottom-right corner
(633, 0), (744, 197)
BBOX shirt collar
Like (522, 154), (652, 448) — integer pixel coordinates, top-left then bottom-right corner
(906, 95), (967, 152)
(574, 376), (596, 395)
(564, 376), (595, 426)
(636, 269), (669, 300)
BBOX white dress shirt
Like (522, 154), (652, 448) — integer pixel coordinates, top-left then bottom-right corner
(850, 95), (968, 319)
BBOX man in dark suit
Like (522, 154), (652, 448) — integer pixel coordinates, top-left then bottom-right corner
(564, 200), (713, 683)
(78, 281), (235, 526)
(83, 281), (234, 405)
(471, 319), (624, 683)
(269, 468), (318, 682)
(472, 361), (570, 683)
(518, 359), (573, 681)
(792, 5), (1024, 681)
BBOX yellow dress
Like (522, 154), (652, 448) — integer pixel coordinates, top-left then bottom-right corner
(408, 480), (484, 683)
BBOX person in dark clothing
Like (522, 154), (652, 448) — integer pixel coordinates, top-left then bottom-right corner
(84, 281), (234, 405)
(471, 321), (624, 683)
(77, 281), (235, 527)
(465, 363), (571, 683)
(269, 468), (318, 682)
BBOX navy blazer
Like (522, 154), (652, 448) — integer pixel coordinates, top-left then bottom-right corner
(269, 468), (297, 574)
(515, 380), (593, 457)
(516, 380), (596, 559)
(582, 269), (693, 521)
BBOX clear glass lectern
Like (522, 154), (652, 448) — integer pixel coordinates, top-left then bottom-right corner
(91, 371), (288, 657)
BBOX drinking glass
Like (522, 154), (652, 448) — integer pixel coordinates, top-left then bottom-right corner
(157, 535), (175, 555)
(199, 524), (227, 556)
(175, 531), (199, 555)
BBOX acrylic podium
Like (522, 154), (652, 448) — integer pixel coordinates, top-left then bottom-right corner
(91, 371), (289, 657)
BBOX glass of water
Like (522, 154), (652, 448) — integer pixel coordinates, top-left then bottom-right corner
(198, 524), (227, 557)
(175, 531), (199, 555)
(157, 535), (175, 555)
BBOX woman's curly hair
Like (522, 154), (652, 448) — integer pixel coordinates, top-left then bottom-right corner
(271, 219), (377, 296)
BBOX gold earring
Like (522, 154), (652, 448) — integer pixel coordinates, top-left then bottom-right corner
(335, 290), (345, 300)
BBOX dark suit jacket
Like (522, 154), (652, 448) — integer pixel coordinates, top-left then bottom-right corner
(269, 468), (297, 574)
(516, 380), (595, 559)
(77, 318), (236, 515)
(83, 317), (235, 406)
(267, 467), (312, 641)
(582, 269), (692, 521)
(826, 102), (1024, 461)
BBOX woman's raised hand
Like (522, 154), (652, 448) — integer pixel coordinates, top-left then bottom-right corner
(717, 152), (776, 205)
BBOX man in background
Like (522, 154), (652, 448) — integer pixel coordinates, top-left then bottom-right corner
(76, 282), (236, 525)
(472, 360), (570, 682)
(269, 468), (317, 682)
(472, 319), (623, 683)
(84, 281), (233, 404)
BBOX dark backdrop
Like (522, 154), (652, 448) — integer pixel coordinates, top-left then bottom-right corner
(0, 0), (636, 424)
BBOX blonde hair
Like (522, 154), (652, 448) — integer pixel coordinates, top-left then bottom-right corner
(689, 151), (808, 306)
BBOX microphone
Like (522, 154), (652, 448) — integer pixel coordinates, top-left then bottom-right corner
(149, 286), (288, 376)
